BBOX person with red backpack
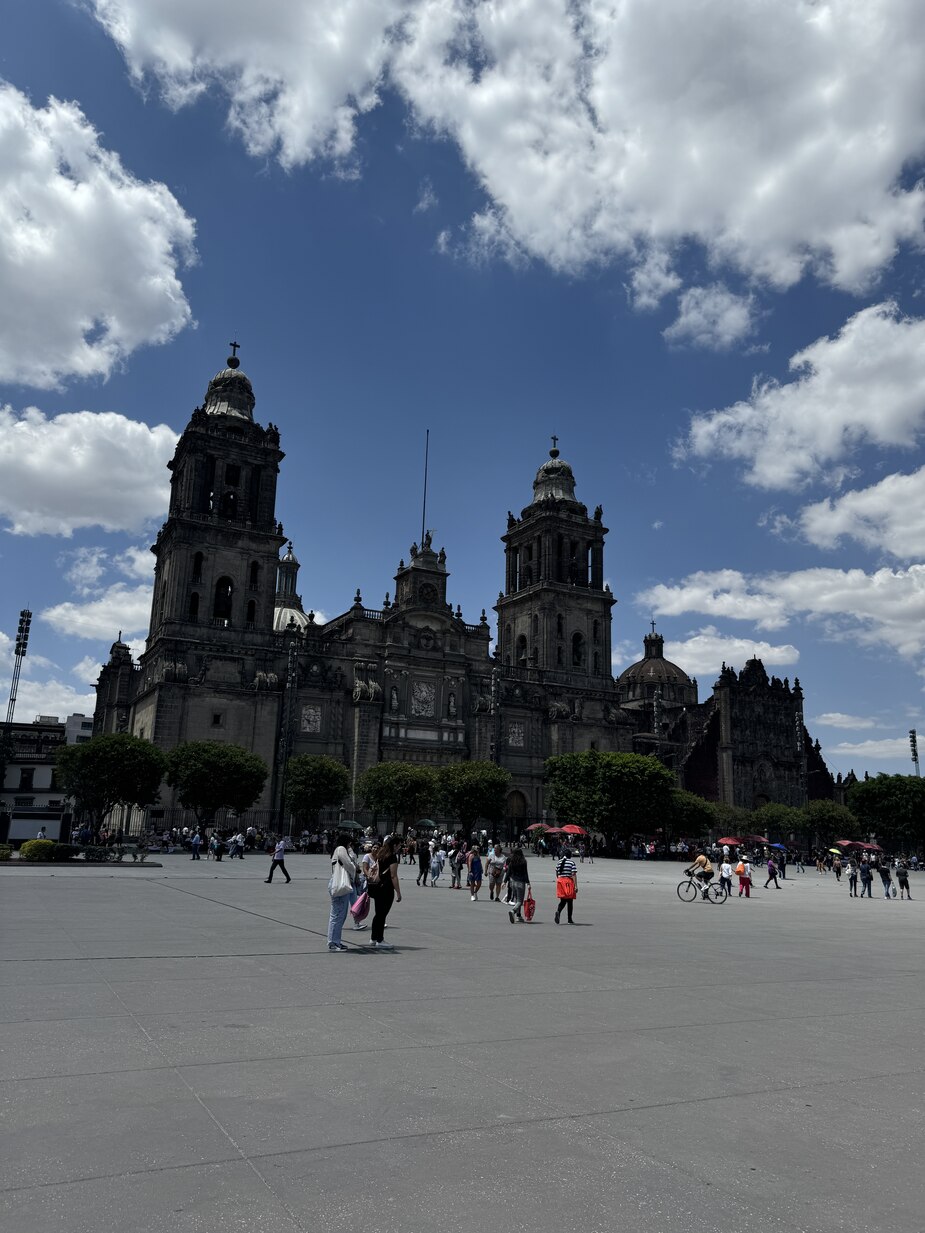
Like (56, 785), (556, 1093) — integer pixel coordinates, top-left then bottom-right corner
(554, 849), (578, 923)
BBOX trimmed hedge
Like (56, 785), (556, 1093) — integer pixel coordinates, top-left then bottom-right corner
(0, 845), (11, 862)
(51, 843), (78, 862)
(19, 839), (55, 862)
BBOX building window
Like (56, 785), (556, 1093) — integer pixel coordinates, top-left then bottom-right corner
(248, 561), (260, 590)
(188, 592), (200, 621)
(192, 552), (204, 583)
(246, 599), (256, 625)
(225, 463), (241, 487)
(213, 577), (233, 622)
(14, 797), (34, 807)
(516, 634), (528, 664)
(211, 713), (224, 728)
(592, 619), (600, 643)
(532, 614), (538, 637)
(572, 631), (585, 667)
(593, 651), (600, 672)
(557, 645), (564, 666)
(556, 614), (564, 639)
(219, 490), (238, 519)
(18, 768), (34, 791)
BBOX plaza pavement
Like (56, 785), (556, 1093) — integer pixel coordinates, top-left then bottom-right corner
(1, 853), (922, 1233)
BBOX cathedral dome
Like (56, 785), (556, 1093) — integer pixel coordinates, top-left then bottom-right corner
(273, 605), (312, 633)
(203, 360), (255, 421)
(617, 632), (693, 689)
(533, 446), (576, 502)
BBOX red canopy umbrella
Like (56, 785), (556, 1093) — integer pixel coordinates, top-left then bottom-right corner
(562, 824), (588, 835)
(744, 834), (770, 844)
(717, 837), (744, 846)
(836, 838), (863, 848)
(544, 827), (566, 835)
(525, 823), (549, 831)
(860, 842), (883, 851)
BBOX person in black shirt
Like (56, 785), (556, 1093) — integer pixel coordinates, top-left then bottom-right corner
(554, 850), (578, 923)
(416, 836), (430, 886)
(370, 836), (402, 949)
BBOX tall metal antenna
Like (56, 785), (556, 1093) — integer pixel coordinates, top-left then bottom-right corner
(5, 609), (31, 726)
(420, 428), (430, 546)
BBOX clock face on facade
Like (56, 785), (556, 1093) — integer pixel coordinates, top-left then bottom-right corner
(419, 583), (438, 603)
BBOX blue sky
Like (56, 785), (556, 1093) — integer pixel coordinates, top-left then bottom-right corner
(2, 0), (924, 780)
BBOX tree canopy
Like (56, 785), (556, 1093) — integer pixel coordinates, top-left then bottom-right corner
(165, 742), (268, 826)
(752, 802), (804, 839)
(56, 733), (166, 831)
(669, 789), (717, 838)
(848, 774), (925, 849)
(285, 754), (350, 824)
(545, 750), (676, 837)
(798, 799), (860, 841)
(357, 762), (438, 827)
(438, 761), (510, 829)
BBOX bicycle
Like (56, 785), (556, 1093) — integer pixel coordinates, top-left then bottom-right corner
(677, 873), (728, 903)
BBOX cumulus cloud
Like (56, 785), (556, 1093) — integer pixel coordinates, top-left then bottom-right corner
(0, 673), (96, 722)
(680, 303), (925, 490)
(92, 1), (925, 296)
(629, 247), (681, 311)
(71, 655), (104, 686)
(0, 406), (177, 535)
(0, 83), (195, 389)
(59, 547), (109, 596)
(830, 737), (913, 760)
(798, 466), (925, 559)
(812, 712), (878, 730)
(41, 582), (153, 641)
(115, 545), (155, 580)
(663, 285), (756, 350)
(414, 177), (438, 213)
(664, 625), (799, 680)
(637, 564), (925, 658)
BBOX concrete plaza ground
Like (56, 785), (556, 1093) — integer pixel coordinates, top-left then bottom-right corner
(1, 853), (921, 1233)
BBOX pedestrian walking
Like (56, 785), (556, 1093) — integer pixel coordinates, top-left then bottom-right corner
(833, 856), (842, 882)
(878, 862), (894, 900)
(467, 846), (483, 901)
(554, 848), (578, 923)
(416, 836), (430, 886)
(847, 858), (859, 897)
(450, 840), (466, 889)
(368, 835), (402, 949)
(264, 837), (291, 883)
(429, 844), (443, 887)
(327, 833), (356, 951)
(778, 851), (788, 879)
(764, 856), (781, 890)
(487, 843), (506, 901)
(859, 857), (873, 898)
(190, 831), (202, 860)
(736, 857), (751, 898)
(896, 858), (912, 899)
(505, 847), (532, 923)
(719, 859), (733, 898)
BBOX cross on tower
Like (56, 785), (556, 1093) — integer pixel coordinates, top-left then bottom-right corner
(650, 618), (657, 634)
(229, 340), (240, 357)
(551, 434), (559, 450)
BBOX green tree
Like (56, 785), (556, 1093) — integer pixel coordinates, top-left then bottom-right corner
(798, 799), (860, 843)
(56, 734), (166, 833)
(545, 750), (676, 837)
(438, 761), (511, 830)
(710, 802), (754, 835)
(165, 742), (268, 828)
(848, 774), (925, 849)
(669, 789), (717, 839)
(753, 803), (803, 840)
(285, 754), (350, 825)
(357, 762), (438, 829)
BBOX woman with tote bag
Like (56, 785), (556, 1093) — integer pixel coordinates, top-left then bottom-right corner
(327, 833), (357, 952)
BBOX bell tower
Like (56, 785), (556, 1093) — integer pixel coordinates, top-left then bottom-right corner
(495, 441), (614, 681)
(145, 345), (286, 645)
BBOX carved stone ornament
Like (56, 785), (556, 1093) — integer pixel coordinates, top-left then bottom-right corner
(411, 680), (436, 717)
(300, 704), (322, 734)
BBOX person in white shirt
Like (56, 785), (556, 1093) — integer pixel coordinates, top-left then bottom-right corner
(264, 837), (291, 884)
(719, 860), (733, 897)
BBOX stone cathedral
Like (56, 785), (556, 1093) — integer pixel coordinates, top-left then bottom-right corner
(94, 352), (834, 827)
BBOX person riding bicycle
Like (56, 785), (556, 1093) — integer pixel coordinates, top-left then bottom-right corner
(685, 850), (714, 899)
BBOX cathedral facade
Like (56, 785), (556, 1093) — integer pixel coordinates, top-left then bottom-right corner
(94, 354), (833, 828)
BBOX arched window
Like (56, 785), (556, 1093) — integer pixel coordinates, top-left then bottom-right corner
(557, 645), (564, 666)
(572, 631), (585, 667)
(556, 614), (564, 639)
(188, 592), (199, 621)
(249, 561), (260, 590)
(532, 614), (539, 637)
(593, 651), (600, 672)
(246, 599), (256, 625)
(592, 619), (600, 643)
(516, 634), (528, 664)
(213, 577), (233, 622)
(192, 552), (204, 583)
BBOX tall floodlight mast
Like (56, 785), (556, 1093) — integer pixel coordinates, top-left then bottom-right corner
(5, 609), (32, 725)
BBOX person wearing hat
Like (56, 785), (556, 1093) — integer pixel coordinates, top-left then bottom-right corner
(554, 847), (578, 923)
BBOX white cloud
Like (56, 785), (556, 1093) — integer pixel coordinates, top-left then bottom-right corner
(830, 737), (913, 760)
(59, 547), (109, 596)
(41, 582), (153, 640)
(0, 406), (177, 535)
(0, 673), (96, 723)
(629, 247), (681, 311)
(414, 177), (438, 213)
(663, 285), (756, 350)
(71, 655), (104, 686)
(664, 625), (799, 680)
(115, 545), (155, 580)
(638, 564), (925, 658)
(611, 638), (638, 671)
(680, 303), (925, 490)
(0, 83), (195, 389)
(92, 2), (925, 298)
(812, 712), (878, 730)
(798, 466), (925, 560)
